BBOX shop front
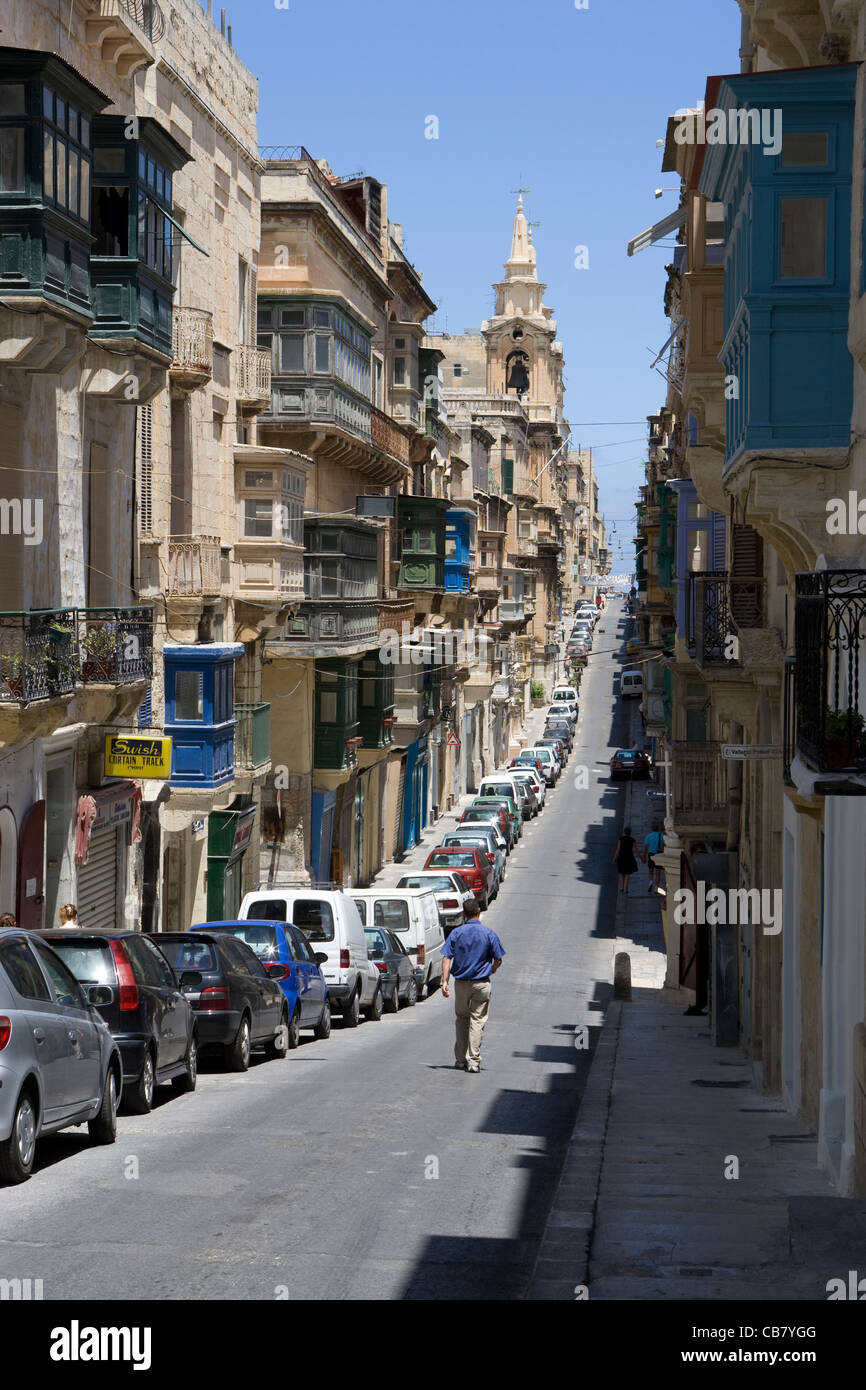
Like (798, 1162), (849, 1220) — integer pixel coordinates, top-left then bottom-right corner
(206, 799), (257, 921)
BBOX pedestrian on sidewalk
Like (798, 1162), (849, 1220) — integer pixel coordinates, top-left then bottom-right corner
(612, 825), (639, 895)
(58, 904), (79, 926)
(441, 906), (505, 1073)
(642, 822), (664, 893)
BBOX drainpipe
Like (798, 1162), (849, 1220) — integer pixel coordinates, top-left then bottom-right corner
(740, 12), (755, 73)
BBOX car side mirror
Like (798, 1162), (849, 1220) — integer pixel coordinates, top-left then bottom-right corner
(265, 962), (292, 981)
(179, 971), (203, 989)
(87, 984), (114, 1008)
(314, 952), (328, 966)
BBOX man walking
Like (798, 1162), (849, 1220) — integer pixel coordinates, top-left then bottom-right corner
(441, 906), (505, 1073)
(642, 820), (665, 893)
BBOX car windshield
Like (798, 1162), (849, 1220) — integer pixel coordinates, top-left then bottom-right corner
(615, 750), (637, 760)
(464, 810), (497, 822)
(157, 939), (219, 972)
(227, 924), (280, 961)
(364, 928), (390, 954)
(398, 875), (458, 893)
(483, 785), (516, 798)
(429, 852), (476, 867)
(45, 938), (114, 986)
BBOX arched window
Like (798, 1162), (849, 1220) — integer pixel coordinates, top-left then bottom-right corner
(505, 350), (530, 396)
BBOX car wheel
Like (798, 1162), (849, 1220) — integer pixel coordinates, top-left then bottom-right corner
(227, 1015), (251, 1072)
(172, 1034), (198, 1094)
(363, 985), (383, 1021)
(313, 998), (331, 1040)
(287, 1006), (301, 1050)
(89, 1067), (119, 1143)
(341, 987), (360, 1028)
(479, 894), (489, 911)
(385, 978), (400, 1014)
(124, 1048), (156, 1114)
(417, 974), (429, 1002)
(404, 977), (418, 1008)
(264, 1008), (289, 1059)
(0, 1089), (37, 1184)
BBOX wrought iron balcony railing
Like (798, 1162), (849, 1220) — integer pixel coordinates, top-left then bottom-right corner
(78, 607), (153, 684)
(791, 570), (866, 775)
(0, 607), (153, 702)
(671, 740), (728, 827)
(687, 570), (765, 663)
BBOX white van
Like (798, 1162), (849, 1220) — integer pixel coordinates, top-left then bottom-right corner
(238, 888), (380, 1026)
(478, 774), (534, 820)
(553, 685), (578, 706)
(621, 668), (644, 698)
(351, 888), (444, 998)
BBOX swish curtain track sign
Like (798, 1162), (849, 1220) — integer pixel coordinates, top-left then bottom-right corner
(721, 744), (783, 760)
(105, 734), (172, 779)
(446, 730), (461, 748)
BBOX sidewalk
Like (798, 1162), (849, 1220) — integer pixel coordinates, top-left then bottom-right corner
(528, 699), (866, 1302)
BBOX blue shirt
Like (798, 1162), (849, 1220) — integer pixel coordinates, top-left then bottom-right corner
(442, 920), (506, 980)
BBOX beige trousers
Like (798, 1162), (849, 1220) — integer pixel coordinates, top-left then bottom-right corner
(454, 978), (492, 1068)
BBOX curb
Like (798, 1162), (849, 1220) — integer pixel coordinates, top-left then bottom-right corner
(526, 999), (623, 1300)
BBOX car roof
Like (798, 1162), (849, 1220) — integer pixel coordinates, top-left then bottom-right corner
(192, 919), (289, 930)
(352, 886), (432, 898)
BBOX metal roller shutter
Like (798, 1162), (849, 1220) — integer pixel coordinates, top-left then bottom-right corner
(77, 827), (119, 932)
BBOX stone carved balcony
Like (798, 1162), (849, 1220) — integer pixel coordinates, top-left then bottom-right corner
(236, 345), (272, 411)
(170, 307), (213, 390)
(84, 0), (165, 79)
(166, 536), (221, 598)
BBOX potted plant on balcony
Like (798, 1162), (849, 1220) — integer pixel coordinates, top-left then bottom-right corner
(0, 651), (26, 698)
(823, 708), (866, 770)
(530, 680), (546, 708)
(81, 625), (117, 683)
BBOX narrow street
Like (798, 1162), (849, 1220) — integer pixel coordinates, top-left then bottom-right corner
(0, 603), (639, 1301)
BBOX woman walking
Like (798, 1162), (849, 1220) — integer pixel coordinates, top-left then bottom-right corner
(612, 825), (639, 895)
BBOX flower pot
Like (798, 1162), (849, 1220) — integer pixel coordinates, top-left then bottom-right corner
(823, 738), (857, 770)
(83, 659), (115, 683)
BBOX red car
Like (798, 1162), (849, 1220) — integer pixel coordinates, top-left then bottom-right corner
(423, 847), (496, 912)
(459, 805), (511, 847)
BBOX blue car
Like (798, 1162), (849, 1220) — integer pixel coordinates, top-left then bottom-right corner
(191, 921), (331, 1043)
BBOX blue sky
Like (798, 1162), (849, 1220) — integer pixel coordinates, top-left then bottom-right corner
(220, 0), (741, 569)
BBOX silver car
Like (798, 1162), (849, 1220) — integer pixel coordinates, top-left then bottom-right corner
(395, 871), (475, 931)
(0, 929), (122, 1184)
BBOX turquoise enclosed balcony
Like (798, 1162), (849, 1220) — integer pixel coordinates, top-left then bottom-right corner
(699, 64), (856, 472)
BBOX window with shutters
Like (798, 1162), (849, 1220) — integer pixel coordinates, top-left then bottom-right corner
(138, 404), (153, 535)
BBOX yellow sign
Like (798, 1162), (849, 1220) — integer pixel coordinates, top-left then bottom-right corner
(104, 735), (172, 779)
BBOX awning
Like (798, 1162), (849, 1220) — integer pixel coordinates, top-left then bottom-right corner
(650, 319), (684, 369)
(163, 207), (210, 257)
(627, 204), (687, 257)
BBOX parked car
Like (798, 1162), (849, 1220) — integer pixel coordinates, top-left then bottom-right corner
(194, 920), (331, 1042)
(39, 928), (197, 1115)
(506, 765), (546, 810)
(441, 830), (506, 890)
(478, 774), (535, 822)
(509, 755), (545, 784)
(394, 870), (475, 934)
(552, 684), (579, 706)
(165, 928), (308, 1062)
(544, 720), (574, 753)
(459, 804), (512, 849)
(424, 847), (496, 911)
(546, 703), (577, 727)
(620, 667), (644, 698)
(523, 747), (558, 785)
(537, 736), (566, 771)
(238, 889), (380, 1026)
(0, 928), (122, 1183)
(351, 888), (444, 998)
(364, 927), (417, 1012)
(471, 794), (522, 843)
(610, 748), (652, 780)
